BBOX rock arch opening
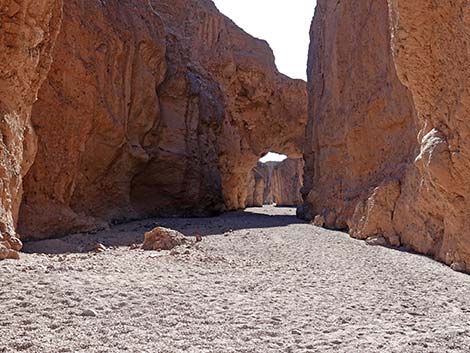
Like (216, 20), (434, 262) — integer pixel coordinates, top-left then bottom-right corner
(245, 152), (304, 208)
(9, 0), (307, 244)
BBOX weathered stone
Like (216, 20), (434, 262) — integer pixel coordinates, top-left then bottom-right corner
(0, 0), (62, 242)
(388, 0), (470, 267)
(18, 0), (167, 239)
(365, 236), (388, 247)
(312, 215), (325, 228)
(246, 163), (269, 207)
(246, 158), (304, 208)
(302, 0), (416, 231)
(302, 0), (470, 268)
(18, 0), (307, 239)
(142, 227), (189, 251)
(269, 158), (304, 207)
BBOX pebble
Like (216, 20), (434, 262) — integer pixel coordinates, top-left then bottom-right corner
(80, 309), (97, 317)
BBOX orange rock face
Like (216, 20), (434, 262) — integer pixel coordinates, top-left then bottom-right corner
(149, 0), (307, 212)
(388, 0), (470, 270)
(15, 0), (306, 239)
(301, 0), (416, 229)
(0, 0), (62, 256)
(302, 0), (470, 270)
(19, 0), (167, 238)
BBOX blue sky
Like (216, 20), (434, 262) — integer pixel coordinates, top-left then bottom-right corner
(213, 0), (317, 80)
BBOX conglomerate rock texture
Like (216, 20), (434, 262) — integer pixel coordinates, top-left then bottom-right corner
(14, 0), (306, 239)
(0, 0), (62, 256)
(302, 0), (470, 269)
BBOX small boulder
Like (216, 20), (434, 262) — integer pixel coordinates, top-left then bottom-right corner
(7, 236), (23, 252)
(142, 227), (189, 251)
(365, 236), (388, 246)
(0, 242), (20, 260)
(81, 309), (97, 317)
(451, 262), (467, 273)
(312, 215), (325, 227)
(94, 243), (107, 253)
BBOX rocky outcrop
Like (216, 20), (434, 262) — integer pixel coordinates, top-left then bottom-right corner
(301, 0), (416, 230)
(142, 227), (189, 251)
(150, 0), (307, 213)
(246, 163), (269, 207)
(388, 0), (470, 270)
(302, 0), (470, 270)
(16, 0), (306, 239)
(270, 158), (303, 206)
(246, 158), (303, 207)
(0, 0), (62, 256)
(18, 0), (167, 238)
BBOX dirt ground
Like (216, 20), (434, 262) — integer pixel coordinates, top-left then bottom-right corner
(1, 206), (470, 353)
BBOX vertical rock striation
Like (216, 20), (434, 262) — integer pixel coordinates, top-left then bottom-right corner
(246, 158), (304, 208)
(388, 0), (470, 269)
(303, 0), (470, 270)
(270, 158), (304, 207)
(147, 0), (307, 213)
(0, 0), (62, 256)
(17, 0), (307, 239)
(302, 0), (416, 229)
(19, 0), (167, 238)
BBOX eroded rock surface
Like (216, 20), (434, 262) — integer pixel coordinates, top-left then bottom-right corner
(246, 163), (269, 207)
(146, 0), (307, 213)
(246, 158), (303, 208)
(302, 0), (416, 229)
(142, 227), (189, 251)
(18, 0), (307, 239)
(388, 0), (470, 269)
(0, 0), (62, 255)
(270, 158), (303, 207)
(18, 0), (167, 239)
(302, 0), (470, 270)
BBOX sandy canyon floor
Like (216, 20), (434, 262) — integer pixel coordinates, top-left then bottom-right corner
(1, 206), (470, 353)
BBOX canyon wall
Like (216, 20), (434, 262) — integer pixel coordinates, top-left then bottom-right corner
(388, 0), (470, 270)
(15, 0), (306, 239)
(270, 158), (303, 207)
(246, 158), (303, 208)
(302, 0), (470, 270)
(0, 0), (62, 257)
(246, 163), (269, 207)
(18, 0), (168, 238)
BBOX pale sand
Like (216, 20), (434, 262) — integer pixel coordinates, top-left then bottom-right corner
(1, 206), (470, 353)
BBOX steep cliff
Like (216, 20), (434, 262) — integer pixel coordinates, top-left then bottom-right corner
(0, 0), (62, 257)
(388, 0), (470, 270)
(17, 0), (307, 239)
(18, 0), (167, 238)
(270, 158), (303, 207)
(147, 0), (307, 212)
(246, 158), (303, 208)
(301, 0), (416, 228)
(302, 0), (470, 270)
(246, 163), (269, 207)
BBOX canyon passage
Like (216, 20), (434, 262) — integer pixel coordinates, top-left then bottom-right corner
(1, 0), (470, 352)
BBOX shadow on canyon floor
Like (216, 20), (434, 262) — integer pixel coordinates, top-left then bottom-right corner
(23, 206), (305, 254)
